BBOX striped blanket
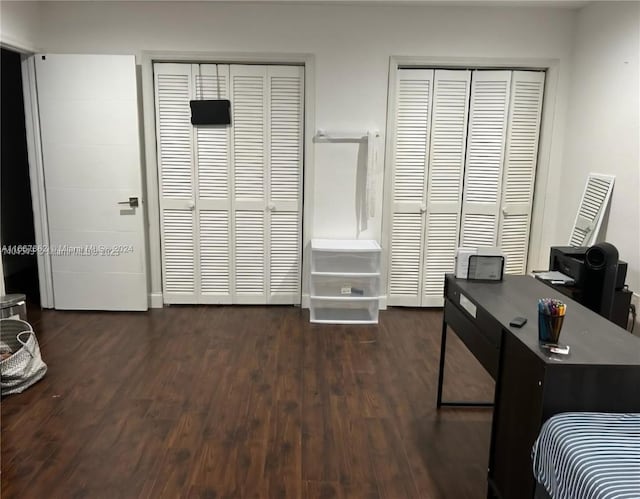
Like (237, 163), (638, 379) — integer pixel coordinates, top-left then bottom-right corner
(532, 412), (640, 499)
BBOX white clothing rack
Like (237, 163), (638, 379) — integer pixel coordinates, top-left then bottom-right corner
(314, 129), (380, 143)
(313, 129), (380, 221)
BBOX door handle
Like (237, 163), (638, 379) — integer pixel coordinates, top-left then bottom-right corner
(267, 202), (276, 211)
(118, 197), (139, 208)
(187, 201), (195, 211)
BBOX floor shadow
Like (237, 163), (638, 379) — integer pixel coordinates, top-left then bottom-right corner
(411, 412), (493, 499)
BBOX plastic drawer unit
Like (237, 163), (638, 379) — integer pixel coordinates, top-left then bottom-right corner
(309, 239), (381, 324)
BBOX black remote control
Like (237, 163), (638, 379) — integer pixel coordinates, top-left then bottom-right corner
(509, 317), (527, 328)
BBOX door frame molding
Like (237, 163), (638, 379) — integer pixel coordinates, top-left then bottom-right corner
(0, 43), (55, 308)
(382, 55), (560, 307)
(140, 51), (314, 307)
(21, 55), (55, 308)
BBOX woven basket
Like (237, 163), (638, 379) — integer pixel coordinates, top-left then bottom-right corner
(0, 319), (47, 396)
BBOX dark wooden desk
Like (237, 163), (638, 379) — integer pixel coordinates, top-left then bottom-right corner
(437, 274), (640, 499)
(534, 275), (633, 329)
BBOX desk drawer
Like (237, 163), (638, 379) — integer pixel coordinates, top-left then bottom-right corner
(446, 285), (503, 348)
(445, 300), (500, 380)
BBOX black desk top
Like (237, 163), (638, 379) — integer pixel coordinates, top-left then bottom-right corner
(446, 274), (640, 366)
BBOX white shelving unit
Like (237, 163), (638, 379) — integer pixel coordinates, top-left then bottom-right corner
(310, 239), (381, 324)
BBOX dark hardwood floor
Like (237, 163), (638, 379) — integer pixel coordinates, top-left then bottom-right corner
(1, 306), (494, 499)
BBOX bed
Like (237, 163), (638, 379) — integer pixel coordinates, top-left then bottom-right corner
(532, 412), (640, 499)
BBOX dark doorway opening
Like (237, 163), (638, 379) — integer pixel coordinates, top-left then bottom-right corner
(1, 48), (40, 305)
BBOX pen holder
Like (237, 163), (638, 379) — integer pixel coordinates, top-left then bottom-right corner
(538, 311), (565, 344)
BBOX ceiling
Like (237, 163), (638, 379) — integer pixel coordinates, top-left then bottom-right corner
(74, 0), (591, 8)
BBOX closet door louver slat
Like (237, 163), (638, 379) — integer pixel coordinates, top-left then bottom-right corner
(196, 65), (230, 201)
(235, 211), (266, 300)
(154, 63), (198, 303)
(569, 174), (615, 247)
(162, 210), (196, 294)
(233, 68), (266, 201)
(199, 211), (230, 296)
(394, 76), (432, 204)
(268, 66), (303, 304)
(498, 71), (545, 274)
(389, 213), (424, 299)
(423, 70), (471, 306)
(461, 71), (511, 249)
(270, 212), (300, 299)
(387, 69), (434, 306)
(157, 75), (193, 200)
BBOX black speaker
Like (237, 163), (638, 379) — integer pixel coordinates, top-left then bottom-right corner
(583, 242), (619, 319)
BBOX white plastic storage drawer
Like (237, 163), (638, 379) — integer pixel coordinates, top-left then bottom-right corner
(309, 297), (379, 324)
(312, 251), (380, 274)
(311, 275), (379, 298)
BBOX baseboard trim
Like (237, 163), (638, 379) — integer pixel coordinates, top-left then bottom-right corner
(149, 292), (164, 309)
(379, 295), (387, 310)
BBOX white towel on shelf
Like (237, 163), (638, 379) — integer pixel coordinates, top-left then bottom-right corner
(366, 130), (377, 219)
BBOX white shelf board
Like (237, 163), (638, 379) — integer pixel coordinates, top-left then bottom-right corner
(311, 239), (381, 252)
(310, 318), (378, 325)
(310, 295), (379, 301)
(311, 271), (380, 277)
(310, 306), (377, 324)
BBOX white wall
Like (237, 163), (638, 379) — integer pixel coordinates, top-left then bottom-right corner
(32, 1), (576, 303)
(0, 1), (40, 51)
(559, 1), (640, 294)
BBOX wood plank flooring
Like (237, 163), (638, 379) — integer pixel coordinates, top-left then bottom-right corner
(1, 306), (494, 498)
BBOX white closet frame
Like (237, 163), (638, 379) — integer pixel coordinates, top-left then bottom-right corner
(140, 51), (315, 308)
(382, 56), (560, 309)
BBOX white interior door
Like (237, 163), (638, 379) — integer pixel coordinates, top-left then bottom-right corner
(498, 71), (545, 274)
(387, 69), (434, 306)
(422, 69), (471, 306)
(154, 62), (303, 305)
(386, 67), (546, 307)
(195, 64), (233, 304)
(568, 173), (615, 247)
(230, 65), (268, 304)
(266, 66), (304, 304)
(154, 63), (197, 304)
(36, 54), (147, 310)
(230, 64), (305, 305)
(460, 70), (511, 248)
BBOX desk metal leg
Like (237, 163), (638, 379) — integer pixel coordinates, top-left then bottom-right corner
(436, 315), (494, 409)
(436, 317), (448, 408)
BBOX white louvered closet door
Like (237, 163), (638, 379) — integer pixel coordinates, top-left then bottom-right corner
(568, 174), (615, 247)
(498, 71), (545, 274)
(387, 69), (434, 306)
(156, 63), (303, 305)
(422, 70), (471, 306)
(154, 63), (198, 304)
(194, 64), (233, 303)
(267, 66), (304, 304)
(231, 65), (269, 304)
(460, 71), (512, 249)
